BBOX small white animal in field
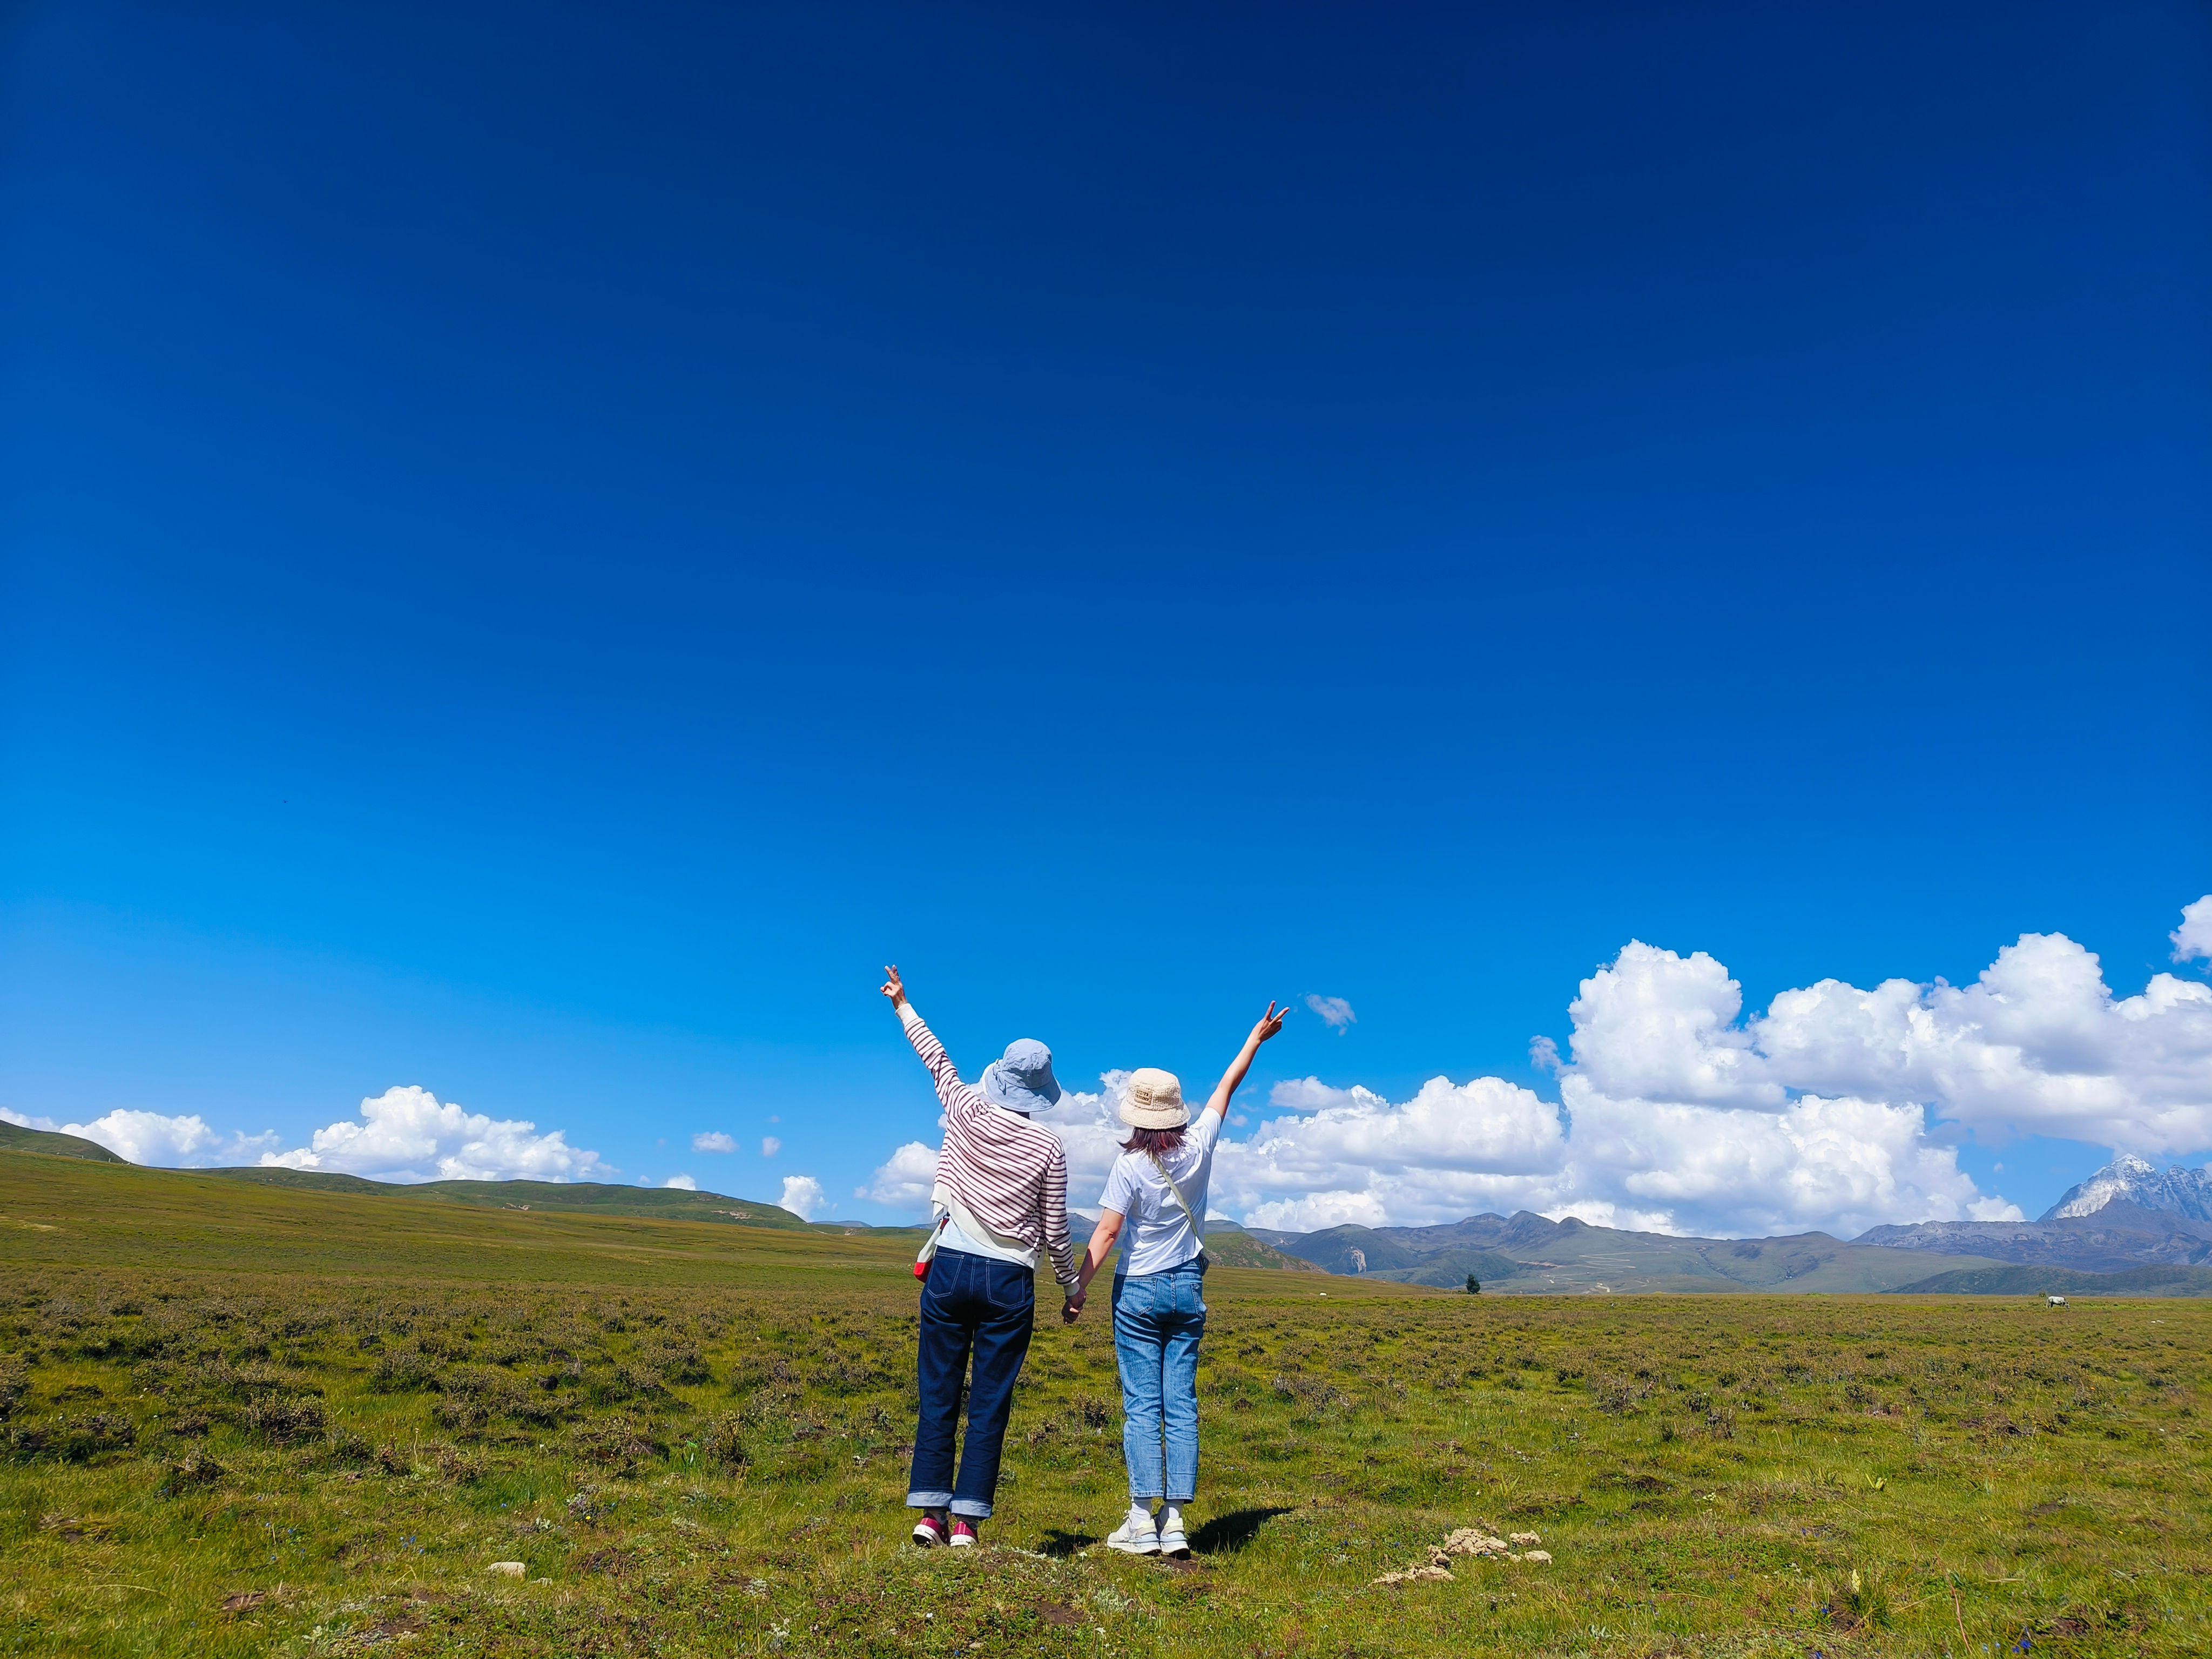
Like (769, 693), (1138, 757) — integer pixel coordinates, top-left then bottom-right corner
(2046, 1295), (2067, 1307)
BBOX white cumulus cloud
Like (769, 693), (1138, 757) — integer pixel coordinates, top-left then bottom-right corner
(855, 898), (2212, 1237)
(1, 1106), (278, 1168)
(760, 1136), (782, 1158)
(2174, 895), (2212, 965)
(1030, 1074), (1132, 1197)
(779, 1175), (826, 1220)
(1567, 942), (1782, 1110)
(1746, 924), (2212, 1152)
(664, 1174), (698, 1191)
(1305, 995), (1357, 1032)
(692, 1131), (737, 1154)
(1225, 1075), (1575, 1232)
(1557, 1078), (2017, 1238)
(260, 1085), (611, 1183)
(1267, 1077), (1367, 1111)
(864, 1141), (940, 1208)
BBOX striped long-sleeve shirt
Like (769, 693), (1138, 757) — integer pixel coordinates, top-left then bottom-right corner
(899, 1004), (1076, 1288)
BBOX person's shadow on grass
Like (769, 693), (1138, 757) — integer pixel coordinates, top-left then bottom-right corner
(1190, 1507), (1292, 1556)
(1039, 1528), (1098, 1559)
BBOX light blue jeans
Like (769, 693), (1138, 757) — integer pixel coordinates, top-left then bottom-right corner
(1111, 1258), (1206, 1503)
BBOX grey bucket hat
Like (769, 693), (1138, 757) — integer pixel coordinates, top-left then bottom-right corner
(980, 1038), (1062, 1115)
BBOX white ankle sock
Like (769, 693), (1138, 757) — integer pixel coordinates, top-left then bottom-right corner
(1162, 1506), (1183, 1528)
(1128, 1503), (1155, 1528)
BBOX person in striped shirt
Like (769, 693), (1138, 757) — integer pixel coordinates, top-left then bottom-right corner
(881, 964), (1077, 1548)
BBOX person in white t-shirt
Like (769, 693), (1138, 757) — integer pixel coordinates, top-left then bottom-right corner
(1064, 1002), (1286, 1558)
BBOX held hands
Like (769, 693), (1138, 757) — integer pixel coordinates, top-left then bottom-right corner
(880, 965), (907, 1008)
(1061, 1289), (1087, 1324)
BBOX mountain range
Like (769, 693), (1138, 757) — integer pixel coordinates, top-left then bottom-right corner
(1213, 1155), (2212, 1296)
(1851, 1154), (2212, 1273)
(1219, 1213), (2010, 1295)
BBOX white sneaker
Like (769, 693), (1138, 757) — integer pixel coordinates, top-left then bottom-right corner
(1105, 1506), (1160, 1555)
(1157, 1507), (1189, 1558)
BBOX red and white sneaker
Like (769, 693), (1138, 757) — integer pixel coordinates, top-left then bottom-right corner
(949, 1519), (979, 1548)
(912, 1513), (948, 1547)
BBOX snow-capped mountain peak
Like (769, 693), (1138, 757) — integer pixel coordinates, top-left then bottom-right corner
(2042, 1154), (2212, 1223)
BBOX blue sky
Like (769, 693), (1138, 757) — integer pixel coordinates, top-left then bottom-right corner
(3, 1), (2208, 1233)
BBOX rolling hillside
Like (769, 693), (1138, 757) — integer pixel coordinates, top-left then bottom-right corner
(197, 1165), (813, 1229)
(0, 1145), (902, 1286)
(1199, 1222), (1326, 1272)
(0, 1121), (126, 1162)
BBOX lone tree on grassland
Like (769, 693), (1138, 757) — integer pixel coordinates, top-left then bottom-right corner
(1465, 1273), (1480, 1294)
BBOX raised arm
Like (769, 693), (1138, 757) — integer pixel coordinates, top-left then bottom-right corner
(1203, 1001), (1289, 1119)
(880, 965), (976, 1118)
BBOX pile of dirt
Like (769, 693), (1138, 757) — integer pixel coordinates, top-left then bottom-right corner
(1372, 1527), (1552, 1584)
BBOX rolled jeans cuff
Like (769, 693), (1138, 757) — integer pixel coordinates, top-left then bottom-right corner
(949, 1498), (993, 1518)
(907, 1489), (952, 1509)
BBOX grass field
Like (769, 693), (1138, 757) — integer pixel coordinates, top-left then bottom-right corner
(3, 1148), (2209, 1657)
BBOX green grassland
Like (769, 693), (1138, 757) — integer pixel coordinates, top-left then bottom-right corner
(3, 1148), (2209, 1658)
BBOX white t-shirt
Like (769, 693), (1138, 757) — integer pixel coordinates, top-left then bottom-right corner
(1098, 1110), (1224, 1279)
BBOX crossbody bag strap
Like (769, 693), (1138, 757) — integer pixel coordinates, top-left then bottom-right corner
(1145, 1152), (1196, 1223)
(947, 1191), (1038, 1264)
(913, 1212), (948, 1280)
(1145, 1153), (1206, 1252)
(925, 1180), (1041, 1268)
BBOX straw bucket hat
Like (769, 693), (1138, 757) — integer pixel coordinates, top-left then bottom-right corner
(1118, 1067), (1188, 1130)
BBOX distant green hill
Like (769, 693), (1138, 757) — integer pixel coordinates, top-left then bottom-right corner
(0, 1121), (125, 1163)
(1201, 1224), (1327, 1272)
(0, 1147), (906, 1284)
(1888, 1263), (2212, 1297)
(1276, 1224), (1432, 1274)
(197, 1167), (811, 1229)
(1370, 1246), (1533, 1290)
(201, 1167), (390, 1195)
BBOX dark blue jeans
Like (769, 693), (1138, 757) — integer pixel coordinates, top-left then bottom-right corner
(908, 1247), (1035, 1519)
